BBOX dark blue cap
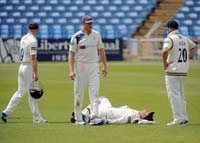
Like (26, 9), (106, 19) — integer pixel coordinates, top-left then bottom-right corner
(28, 23), (39, 29)
(166, 20), (178, 29)
(143, 112), (155, 121)
(82, 16), (93, 23)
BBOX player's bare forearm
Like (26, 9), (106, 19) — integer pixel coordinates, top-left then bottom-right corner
(31, 55), (38, 81)
(68, 51), (76, 80)
(98, 48), (108, 77)
(161, 48), (169, 70)
(189, 46), (197, 59)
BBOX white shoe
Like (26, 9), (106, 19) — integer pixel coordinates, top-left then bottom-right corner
(75, 121), (86, 125)
(33, 117), (48, 123)
(167, 120), (188, 126)
(89, 117), (104, 125)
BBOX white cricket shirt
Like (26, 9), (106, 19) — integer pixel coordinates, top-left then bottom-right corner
(19, 33), (37, 63)
(163, 30), (196, 75)
(69, 29), (104, 63)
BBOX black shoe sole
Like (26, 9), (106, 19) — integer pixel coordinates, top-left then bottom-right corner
(90, 120), (104, 126)
(1, 116), (7, 123)
(180, 120), (188, 125)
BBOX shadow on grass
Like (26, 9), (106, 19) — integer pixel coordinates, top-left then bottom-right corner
(188, 123), (200, 126)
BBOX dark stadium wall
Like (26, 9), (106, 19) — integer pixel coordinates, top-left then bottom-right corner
(0, 39), (123, 62)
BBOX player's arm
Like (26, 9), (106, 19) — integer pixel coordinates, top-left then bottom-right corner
(31, 54), (38, 81)
(97, 33), (108, 77)
(189, 46), (198, 59)
(161, 48), (169, 70)
(68, 35), (77, 80)
(68, 51), (76, 80)
(98, 48), (108, 77)
(30, 42), (38, 81)
(188, 39), (198, 59)
(161, 38), (172, 70)
(107, 114), (128, 124)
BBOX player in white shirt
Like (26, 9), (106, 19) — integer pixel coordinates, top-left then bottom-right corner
(1, 23), (47, 123)
(68, 16), (108, 125)
(162, 20), (197, 126)
(70, 96), (156, 125)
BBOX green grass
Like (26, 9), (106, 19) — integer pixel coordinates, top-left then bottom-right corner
(0, 61), (200, 143)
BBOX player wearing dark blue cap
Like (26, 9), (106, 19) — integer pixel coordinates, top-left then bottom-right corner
(162, 20), (197, 126)
(1, 22), (47, 123)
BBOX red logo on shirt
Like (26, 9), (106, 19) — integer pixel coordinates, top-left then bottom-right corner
(79, 45), (86, 49)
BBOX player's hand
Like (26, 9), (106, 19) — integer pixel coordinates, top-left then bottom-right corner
(69, 72), (76, 80)
(164, 61), (173, 70)
(102, 67), (108, 77)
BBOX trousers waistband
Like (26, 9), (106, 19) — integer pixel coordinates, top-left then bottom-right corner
(165, 72), (187, 76)
(21, 62), (31, 65)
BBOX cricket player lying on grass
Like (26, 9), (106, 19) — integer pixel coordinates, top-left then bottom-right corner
(70, 96), (156, 125)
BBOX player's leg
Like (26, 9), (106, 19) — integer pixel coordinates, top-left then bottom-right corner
(88, 63), (104, 125)
(98, 97), (112, 118)
(81, 104), (91, 123)
(88, 63), (100, 118)
(74, 85), (85, 124)
(179, 76), (188, 121)
(73, 62), (87, 124)
(166, 76), (181, 122)
(26, 66), (40, 117)
(166, 75), (187, 125)
(81, 97), (112, 123)
(82, 105), (91, 116)
(29, 95), (47, 123)
(25, 66), (47, 123)
(1, 65), (27, 122)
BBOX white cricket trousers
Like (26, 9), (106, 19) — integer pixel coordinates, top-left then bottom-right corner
(81, 96), (112, 122)
(165, 75), (188, 122)
(74, 62), (100, 122)
(3, 64), (41, 118)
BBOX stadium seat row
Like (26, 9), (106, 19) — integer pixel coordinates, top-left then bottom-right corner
(1, 0), (200, 39)
(172, 0), (200, 39)
(0, 24), (138, 39)
(0, 0), (156, 39)
(0, 0), (156, 5)
(1, 4), (154, 11)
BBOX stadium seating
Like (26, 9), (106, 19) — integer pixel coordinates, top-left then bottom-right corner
(0, 25), (9, 39)
(0, 0), (157, 39)
(173, 0), (200, 38)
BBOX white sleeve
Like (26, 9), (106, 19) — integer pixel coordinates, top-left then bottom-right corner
(30, 41), (37, 55)
(97, 33), (104, 49)
(69, 35), (77, 52)
(163, 37), (172, 49)
(107, 115), (128, 124)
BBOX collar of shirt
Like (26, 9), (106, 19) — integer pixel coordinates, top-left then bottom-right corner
(27, 32), (37, 40)
(168, 30), (179, 36)
(80, 30), (94, 36)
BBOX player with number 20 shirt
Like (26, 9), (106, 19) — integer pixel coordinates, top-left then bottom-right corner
(162, 20), (197, 126)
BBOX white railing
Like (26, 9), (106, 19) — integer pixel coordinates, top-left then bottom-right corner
(124, 38), (200, 60)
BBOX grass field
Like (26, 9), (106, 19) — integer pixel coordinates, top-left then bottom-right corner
(0, 61), (200, 143)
